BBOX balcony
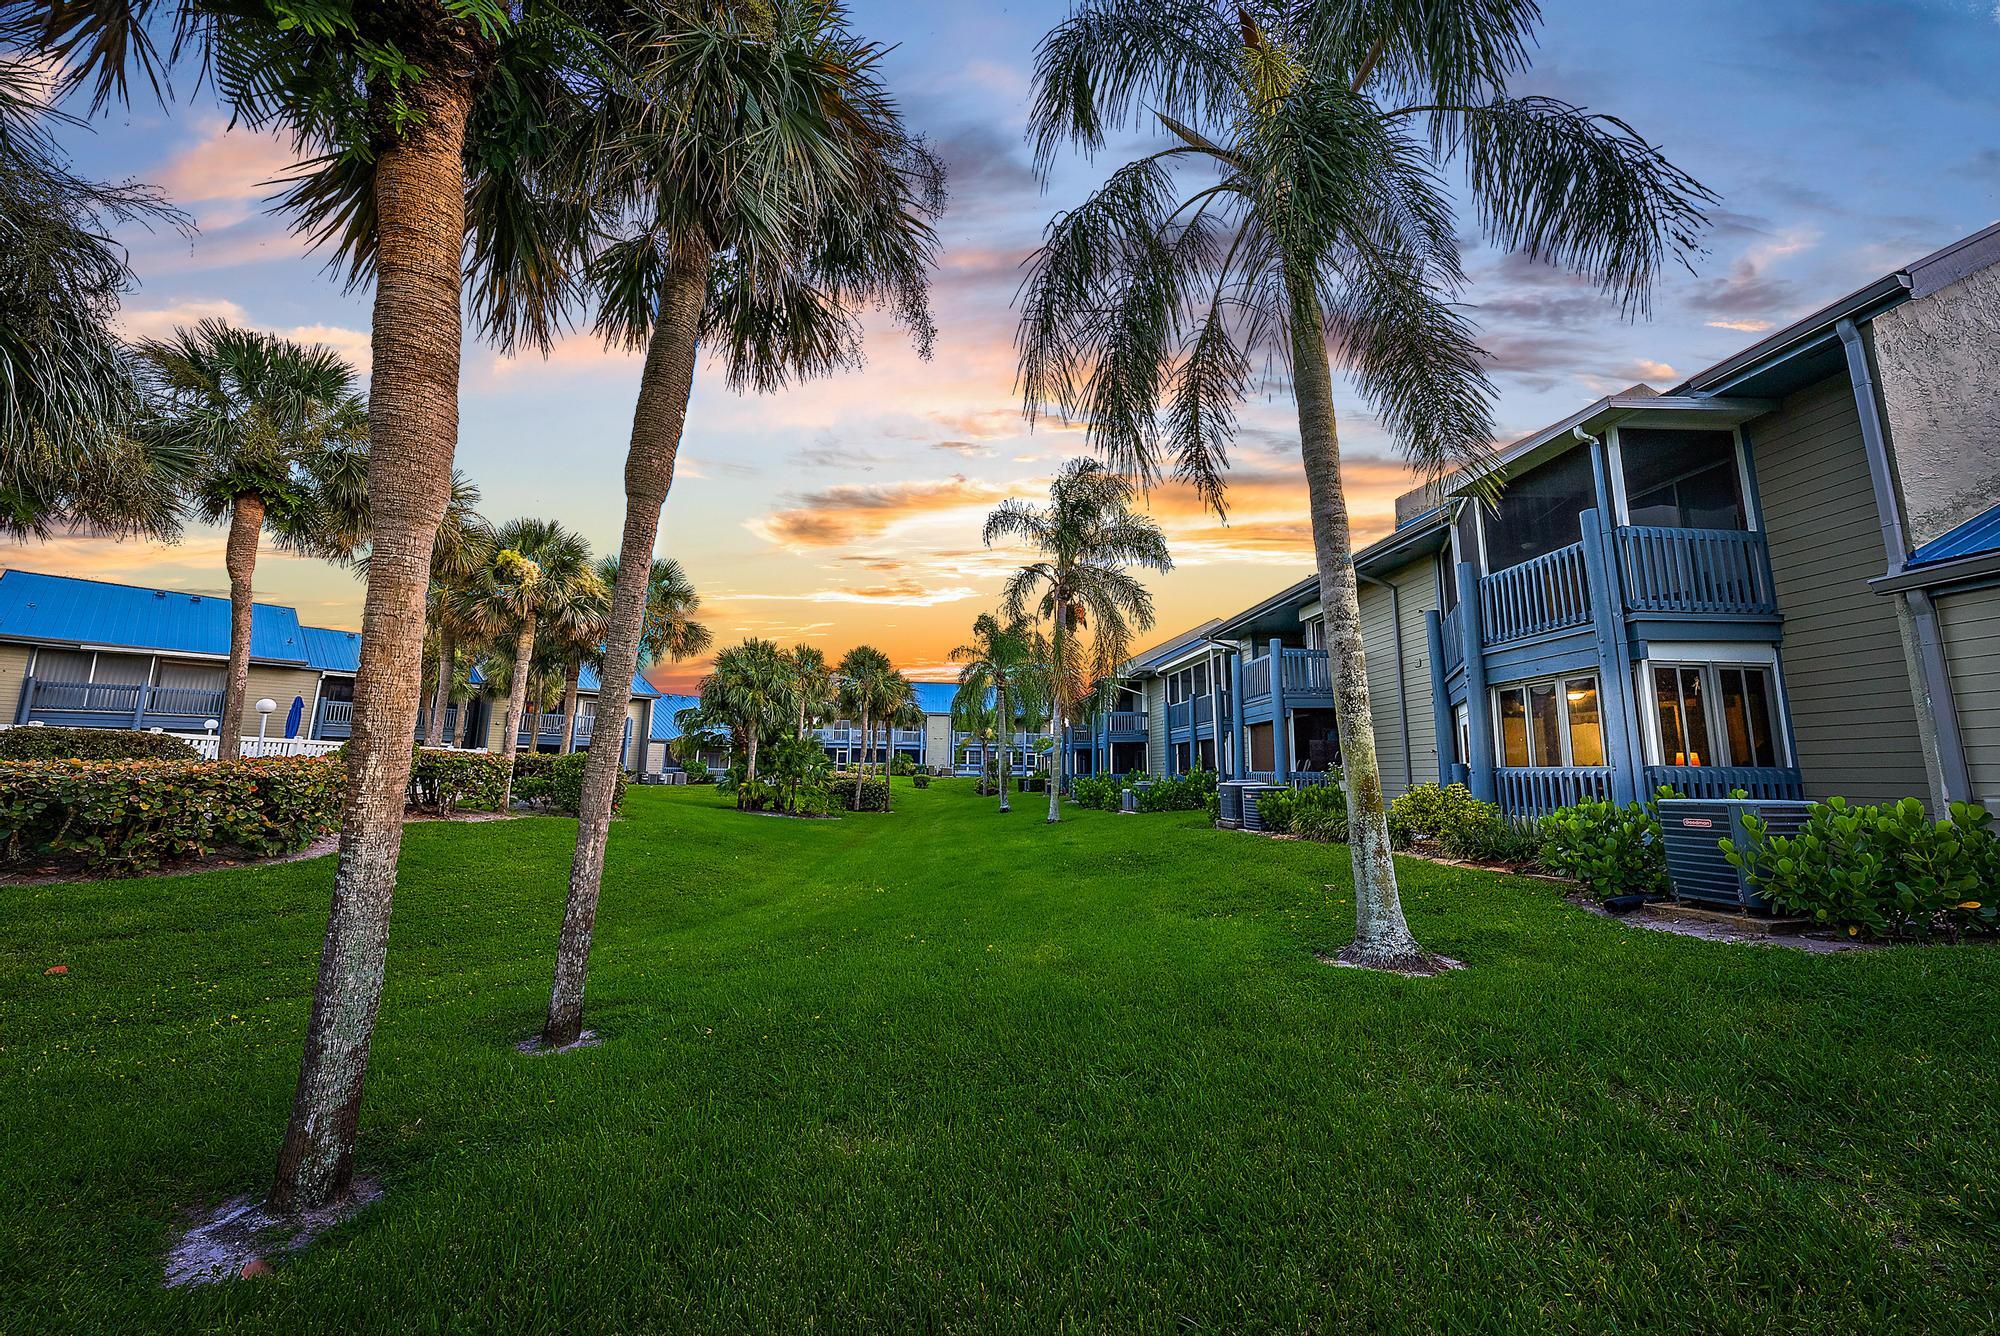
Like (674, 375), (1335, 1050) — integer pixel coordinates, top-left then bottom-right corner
(408, 704), (462, 744)
(1617, 526), (1776, 616)
(13, 677), (225, 731)
(1479, 543), (1591, 648)
(518, 712), (598, 746)
(1241, 647), (1332, 712)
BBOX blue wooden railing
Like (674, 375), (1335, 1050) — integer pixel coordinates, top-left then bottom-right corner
(1440, 604), (1465, 677)
(1167, 699), (1193, 730)
(1108, 710), (1146, 735)
(1479, 543), (1591, 647)
(15, 676), (226, 727)
(1494, 766), (1613, 818)
(1643, 765), (1802, 800)
(1280, 647), (1331, 695)
(1617, 526), (1776, 616)
(1243, 655), (1272, 701)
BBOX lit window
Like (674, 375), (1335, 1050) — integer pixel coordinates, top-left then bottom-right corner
(1566, 678), (1605, 766)
(1495, 673), (1604, 767)
(1498, 687), (1530, 766)
(1655, 663), (1781, 768)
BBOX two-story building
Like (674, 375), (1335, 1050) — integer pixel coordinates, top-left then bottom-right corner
(1066, 222), (2000, 818)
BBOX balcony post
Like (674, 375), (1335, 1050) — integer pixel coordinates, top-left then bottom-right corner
(1268, 638), (1289, 783)
(132, 681), (149, 730)
(1580, 507), (1641, 806)
(1423, 610), (1457, 786)
(1456, 562), (1496, 802)
(13, 676), (33, 725)
(1228, 652), (1245, 780)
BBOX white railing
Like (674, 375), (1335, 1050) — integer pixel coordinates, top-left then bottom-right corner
(173, 734), (345, 760)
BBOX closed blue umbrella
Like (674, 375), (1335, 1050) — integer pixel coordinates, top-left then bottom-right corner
(285, 695), (304, 739)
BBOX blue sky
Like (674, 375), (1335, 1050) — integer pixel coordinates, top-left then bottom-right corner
(5, 0), (1997, 685)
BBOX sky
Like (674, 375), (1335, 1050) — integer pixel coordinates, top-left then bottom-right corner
(5, 0), (1998, 690)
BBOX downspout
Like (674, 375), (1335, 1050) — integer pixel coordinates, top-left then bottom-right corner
(1355, 570), (1413, 793)
(1838, 317), (1972, 804)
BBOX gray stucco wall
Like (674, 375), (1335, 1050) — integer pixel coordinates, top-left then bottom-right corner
(1750, 373), (1932, 804)
(1357, 559), (1440, 798)
(1936, 583), (2000, 807)
(1870, 263), (2000, 549)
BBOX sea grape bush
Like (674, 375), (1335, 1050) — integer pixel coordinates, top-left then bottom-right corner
(0, 755), (342, 874)
(1538, 797), (1667, 898)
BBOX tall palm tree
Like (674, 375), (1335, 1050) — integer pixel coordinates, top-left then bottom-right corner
(539, 0), (944, 1052)
(880, 677), (921, 812)
(787, 645), (836, 739)
(985, 459), (1172, 825)
(421, 476), (495, 748)
(699, 638), (795, 801)
(1016, 0), (1709, 971)
(463, 519), (598, 807)
(137, 321), (369, 759)
(837, 645), (901, 807)
(952, 613), (1039, 814)
(12, 0), (604, 1210)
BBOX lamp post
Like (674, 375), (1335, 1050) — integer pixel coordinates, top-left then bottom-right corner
(256, 698), (277, 752)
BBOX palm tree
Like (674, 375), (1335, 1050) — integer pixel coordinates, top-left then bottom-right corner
(951, 613), (1039, 814)
(837, 646), (902, 807)
(462, 519), (597, 807)
(421, 476), (494, 748)
(0, 37), (191, 541)
(539, 0), (944, 1051)
(137, 321), (369, 759)
(985, 459), (1171, 825)
(699, 639), (795, 801)
(1016, 0), (1710, 970)
(880, 677), (921, 813)
(13, 0), (605, 1210)
(787, 645), (836, 740)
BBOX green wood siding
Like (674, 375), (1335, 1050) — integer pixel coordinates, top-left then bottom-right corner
(1358, 561), (1441, 798)
(1145, 676), (1167, 773)
(1750, 374), (1931, 804)
(1937, 583), (2000, 807)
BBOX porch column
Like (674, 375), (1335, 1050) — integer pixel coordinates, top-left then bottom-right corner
(1228, 652), (1245, 780)
(1580, 507), (1641, 806)
(1424, 610), (1456, 786)
(1455, 562), (1496, 802)
(1269, 637), (1290, 783)
(13, 677), (33, 725)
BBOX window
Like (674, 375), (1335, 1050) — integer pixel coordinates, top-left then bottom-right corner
(1483, 447), (1596, 572)
(1439, 550), (1459, 613)
(1303, 616), (1325, 649)
(1454, 704), (1470, 770)
(1620, 428), (1745, 530)
(1494, 673), (1604, 767)
(1652, 662), (1781, 768)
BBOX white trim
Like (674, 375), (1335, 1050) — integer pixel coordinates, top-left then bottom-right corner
(1490, 669), (1606, 768)
(1606, 426), (1631, 525)
(1636, 656), (1792, 769)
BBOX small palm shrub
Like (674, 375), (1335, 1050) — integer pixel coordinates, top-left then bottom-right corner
(0, 726), (199, 761)
(1539, 797), (1666, 898)
(890, 753), (917, 776)
(736, 778), (781, 812)
(1723, 797), (1999, 938)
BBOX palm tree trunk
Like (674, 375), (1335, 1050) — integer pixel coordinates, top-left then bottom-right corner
(854, 709), (869, 807)
(559, 660), (582, 754)
(1046, 619), (1064, 823)
(271, 86), (476, 1216)
(543, 247), (708, 1049)
(1284, 269), (1428, 972)
(500, 617), (535, 808)
(219, 493), (263, 761)
(996, 685), (1011, 813)
(425, 622), (454, 749)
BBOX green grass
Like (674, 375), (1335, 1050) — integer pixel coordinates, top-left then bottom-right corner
(3, 782), (1997, 1332)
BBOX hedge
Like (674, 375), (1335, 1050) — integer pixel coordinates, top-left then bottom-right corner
(0, 756), (343, 874)
(830, 773), (890, 812)
(409, 748), (508, 815)
(510, 751), (626, 816)
(0, 726), (198, 762)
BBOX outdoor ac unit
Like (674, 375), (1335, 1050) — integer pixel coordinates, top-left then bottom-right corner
(1240, 784), (1280, 832)
(1120, 780), (1153, 814)
(1658, 797), (1812, 912)
(1216, 784), (1244, 828)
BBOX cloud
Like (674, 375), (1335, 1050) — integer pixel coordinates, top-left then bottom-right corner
(747, 475), (1012, 549)
(932, 438), (993, 458)
(1707, 319), (1774, 333)
(724, 582), (981, 607)
(153, 120), (302, 228)
(115, 300), (370, 375)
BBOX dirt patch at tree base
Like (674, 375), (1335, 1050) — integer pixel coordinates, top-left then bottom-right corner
(1318, 950), (1466, 976)
(516, 1029), (602, 1056)
(163, 1180), (382, 1287)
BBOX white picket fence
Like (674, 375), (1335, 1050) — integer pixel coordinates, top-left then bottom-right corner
(171, 734), (344, 760)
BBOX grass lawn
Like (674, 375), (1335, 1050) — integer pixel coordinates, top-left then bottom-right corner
(3, 781), (1997, 1331)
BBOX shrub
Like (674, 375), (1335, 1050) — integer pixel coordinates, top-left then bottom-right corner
(681, 757), (710, 784)
(0, 726), (198, 762)
(830, 773), (890, 812)
(1133, 767), (1217, 813)
(890, 754), (917, 776)
(545, 751), (627, 817)
(1723, 797), (2000, 938)
(0, 755), (343, 874)
(1259, 779), (1349, 841)
(1539, 797), (1666, 898)
(1072, 771), (1140, 812)
(736, 777), (780, 812)
(1388, 782), (1523, 863)
(409, 748), (507, 815)
(912, 771), (931, 789)
(512, 752), (558, 805)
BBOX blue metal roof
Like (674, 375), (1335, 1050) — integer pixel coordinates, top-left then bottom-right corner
(649, 693), (703, 742)
(1909, 502), (2000, 569)
(301, 624), (362, 672)
(0, 569), (308, 664)
(911, 681), (959, 716)
(578, 662), (660, 699)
